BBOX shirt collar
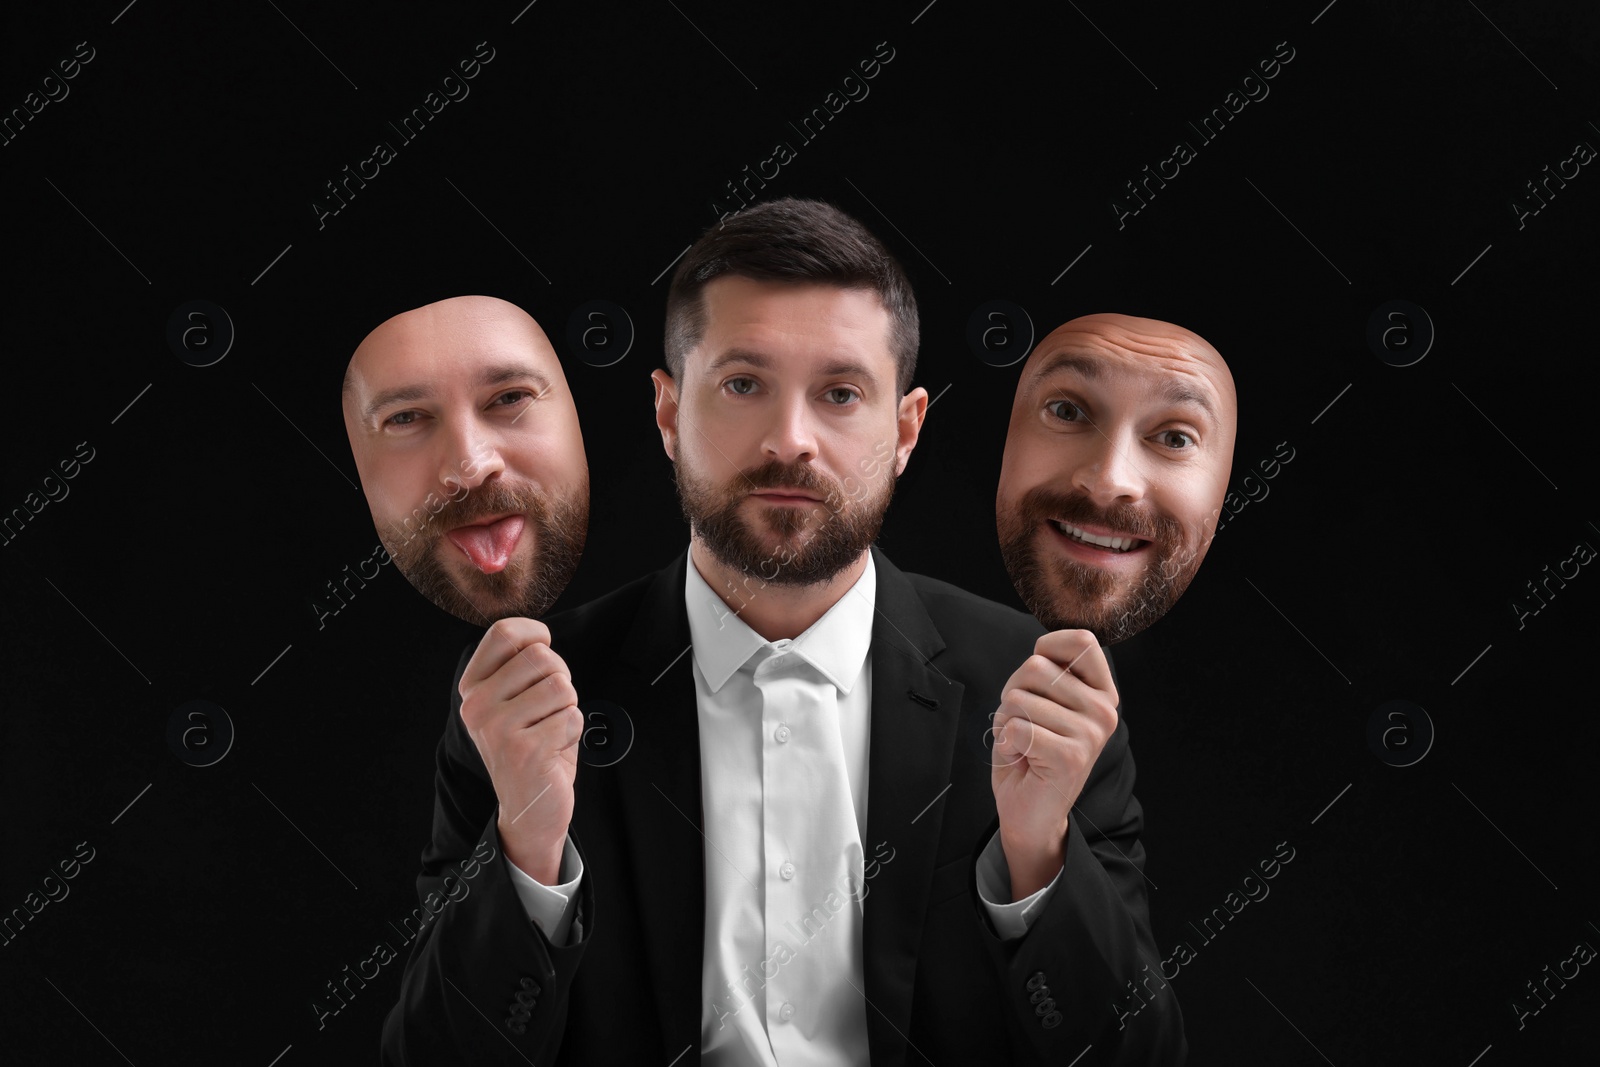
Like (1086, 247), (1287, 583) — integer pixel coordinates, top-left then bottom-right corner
(684, 549), (877, 695)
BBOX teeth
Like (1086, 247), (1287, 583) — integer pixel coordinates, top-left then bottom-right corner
(1051, 520), (1139, 552)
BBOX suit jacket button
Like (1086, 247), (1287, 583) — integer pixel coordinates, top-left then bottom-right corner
(1025, 971), (1047, 993)
(1042, 1010), (1063, 1030)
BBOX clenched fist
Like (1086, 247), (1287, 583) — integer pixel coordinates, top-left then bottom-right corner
(458, 618), (584, 884)
(991, 630), (1119, 900)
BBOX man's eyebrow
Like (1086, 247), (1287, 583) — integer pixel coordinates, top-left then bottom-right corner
(703, 347), (881, 386)
(1157, 381), (1218, 423)
(363, 362), (553, 421)
(480, 362), (553, 394)
(1027, 351), (1217, 423)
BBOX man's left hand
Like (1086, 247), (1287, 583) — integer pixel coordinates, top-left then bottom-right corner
(991, 630), (1119, 900)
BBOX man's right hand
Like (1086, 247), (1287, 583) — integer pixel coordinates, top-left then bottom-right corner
(458, 618), (582, 885)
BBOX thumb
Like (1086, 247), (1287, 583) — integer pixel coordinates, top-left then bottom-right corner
(991, 711), (1026, 765)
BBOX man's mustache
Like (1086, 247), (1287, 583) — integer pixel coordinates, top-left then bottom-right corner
(419, 481), (548, 539)
(1018, 486), (1170, 544)
(735, 459), (840, 499)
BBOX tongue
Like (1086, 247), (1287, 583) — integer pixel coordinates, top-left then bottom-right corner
(446, 515), (525, 573)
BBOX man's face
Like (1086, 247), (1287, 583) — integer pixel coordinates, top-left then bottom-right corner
(651, 276), (926, 586)
(996, 314), (1236, 644)
(342, 296), (589, 625)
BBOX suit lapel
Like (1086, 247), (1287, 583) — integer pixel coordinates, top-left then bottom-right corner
(604, 550), (708, 1060)
(861, 548), (966, 1065)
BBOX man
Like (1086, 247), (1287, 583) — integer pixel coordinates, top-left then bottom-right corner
(381, 202), (1184, 1064)
(341, 295), (589, 626)
(996, 314), (1237, 645)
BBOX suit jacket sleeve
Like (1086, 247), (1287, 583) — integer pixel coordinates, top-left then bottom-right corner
(972, 703), (1186, 1064)
(380, 643), (592, 1066)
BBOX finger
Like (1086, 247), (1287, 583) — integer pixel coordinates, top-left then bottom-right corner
(512, 704), (583, 755)
(992, 711), (1044, 769)
(558, 705), (586, 752)
(459, 617), (552, 696)
(1033, 630), (1114, 693)
(500, 669), (581, 733)
(997, 686), (1103, 744)
(481, 643), (571, 709)
(998, 687), (1060, 734)
(1011, 658), (1115, 732)
(994, 710), (1102, 784)
(998, 687), (1117, 777)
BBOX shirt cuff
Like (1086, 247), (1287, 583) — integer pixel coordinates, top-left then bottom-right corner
(975, 829), (1061, 940)
(506, 835), (584, 946)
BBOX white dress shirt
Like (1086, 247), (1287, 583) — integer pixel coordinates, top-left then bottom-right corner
(504, 551), (1063, 1063)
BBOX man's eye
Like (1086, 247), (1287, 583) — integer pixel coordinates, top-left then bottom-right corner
(824, 388), (858, 405)
(494, 389), (534, 408)
(385, 410), (420, 427)
(1045, 399), (1084, 422)
(727, 377), (758, 395)
(1160, 429), (1195, 449)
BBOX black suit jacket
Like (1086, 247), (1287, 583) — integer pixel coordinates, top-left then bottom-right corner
(381, 547), (1185, 1064)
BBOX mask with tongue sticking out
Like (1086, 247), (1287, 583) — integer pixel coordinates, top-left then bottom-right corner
(377, 479), (587, 626)
(446, 515), (527, 574)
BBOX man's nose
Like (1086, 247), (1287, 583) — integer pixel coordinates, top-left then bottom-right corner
(1069, 426), (1144, 507)
(442, 424), (505, 494)
(760, 393), (819, 466)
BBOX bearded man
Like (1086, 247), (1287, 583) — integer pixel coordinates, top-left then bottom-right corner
(996, 313), (1237, 647)
(382, 201), (1185, 1065)
(342, 295), (589, 627)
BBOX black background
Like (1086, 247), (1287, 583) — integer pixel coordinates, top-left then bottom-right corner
(2, 0), (1596, 1063)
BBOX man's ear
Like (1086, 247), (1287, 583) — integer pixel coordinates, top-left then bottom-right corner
(651, 368), (679, 462)
(893, 386), (929, 476)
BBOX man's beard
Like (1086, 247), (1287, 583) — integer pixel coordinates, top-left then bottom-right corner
(674, 455), (894, 587)
(381, 477), (588, 626)
(997, 485), (1200, 644)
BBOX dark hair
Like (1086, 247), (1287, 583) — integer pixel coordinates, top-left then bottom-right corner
(663, 198), (920, 394)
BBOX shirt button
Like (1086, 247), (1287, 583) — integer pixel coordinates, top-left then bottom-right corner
(778, 1002), (796, 1022)
(779, 861), (796, 880)
(775, 723), (791, 743)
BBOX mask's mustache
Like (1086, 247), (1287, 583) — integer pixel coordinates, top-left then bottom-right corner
(1019, 487), (1168, 543)
(386, 481), (548, 550)
(433, 483), (544, 533)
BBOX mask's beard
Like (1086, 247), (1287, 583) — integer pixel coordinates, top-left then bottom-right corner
(998, 485), (1199, 644)
(381, 476), (588, 625)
